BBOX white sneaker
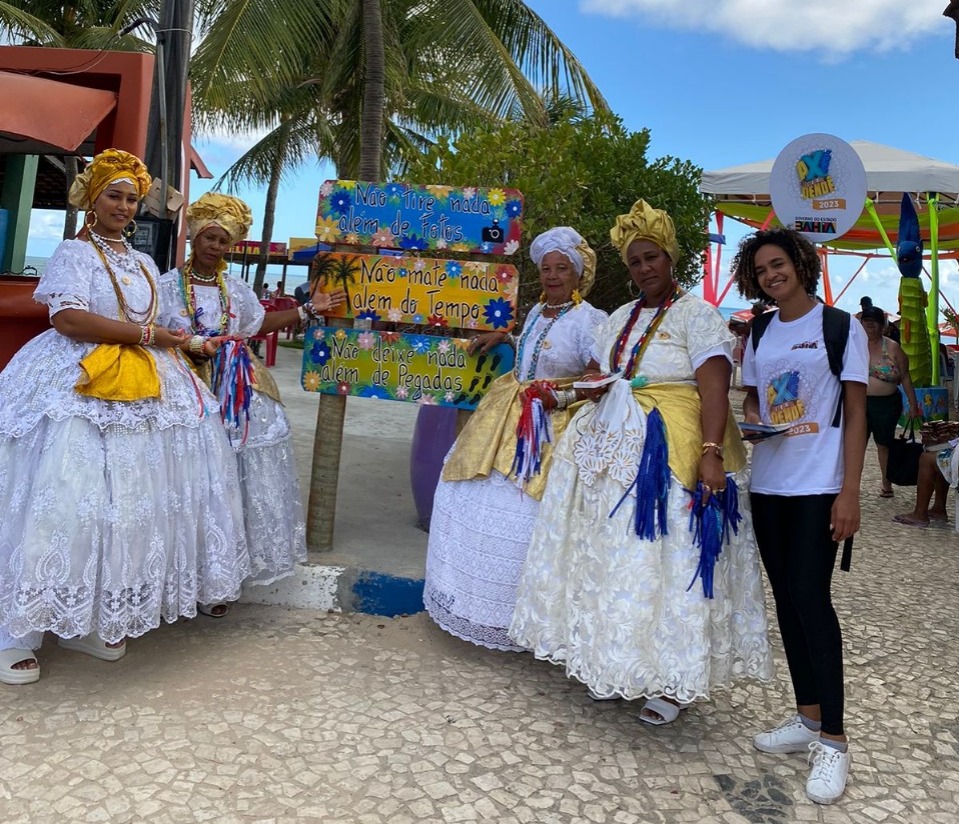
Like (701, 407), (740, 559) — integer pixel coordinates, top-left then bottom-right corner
(806, 740), (850, 804)
(753, 714), (820, 753)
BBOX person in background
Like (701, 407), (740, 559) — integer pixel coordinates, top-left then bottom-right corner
(424, 227), (606, 651)
(510, 200), (772, 721)
(0, 150), (249, 684)
(894, 447), (954, 528)
(856, 295), (872, 320)
(158, 193), (344, 614)
(860, 305), (919, 498)
(734, 226), (868, 806)
(274, 281), (285, 297)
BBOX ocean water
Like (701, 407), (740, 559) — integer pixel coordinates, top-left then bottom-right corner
(23, 256), (47, 276)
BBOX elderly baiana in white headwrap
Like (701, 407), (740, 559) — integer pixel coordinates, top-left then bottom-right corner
(529, 226), (597, 302)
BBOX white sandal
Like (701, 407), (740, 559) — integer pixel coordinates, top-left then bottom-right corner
(0, 648), (40, 685)
(197, 602), (230, 618)
(58, 633), (126, 662)
(639, 696), (690, 726)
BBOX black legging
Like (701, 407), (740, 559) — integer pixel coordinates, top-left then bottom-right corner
(751, 493), (845, 736)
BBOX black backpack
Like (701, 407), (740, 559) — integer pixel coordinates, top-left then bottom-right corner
(749, 304), (854, 570)
(750, 304), (850, 428)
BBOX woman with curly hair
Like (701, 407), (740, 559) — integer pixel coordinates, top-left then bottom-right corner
(157, 193), (345, 612)
(0, 151), (251, 684)
(733, 227), (868, 805)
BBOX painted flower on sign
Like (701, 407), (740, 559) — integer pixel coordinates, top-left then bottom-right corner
(444, 391), (455, 403)
(387, 308), (403, 322)
(357, 309), (381, 322)
(319, 181), (334, 197)
(345, 232), (361, 245)
(359, 385), (393, 400)
(316, 216), (342, 243)
(438, 340), (451, 354)
(505, 199), (522, 219)
(445, 261), (462, 278)
(452, 338), (472, 351)
(336, 381), (351, 395)
(501, 278), (518, 300)
(371, 228), (395, 247)
(426, 184), (452, 200)
(503, 240), (520, 255)
(409, 335), (432, 354)
(310, 340), (331, 366)
(418, 394), (438, 405)
(385, 183), (405, 201)
(400, 234), (429, 251)
(304, 371), (321, 391)
(427, 314), (448, 328)
(357, 331), (376, 350)
(412, 313), (425, 324)
(334, 329), (347, 341)
(487, 188), (506, 207)
(480, 242), (492, 254)
(397, 268), (408, 279)
(413, 258), (426, 272)
(396, 385), (409, 399)
(462, 187), (476, 200)
(495, 267), (514, 284)
(382, 331), (401, 343)
(450, 243), (470, 253)
(329, 189), (352, 216)
(435, 238), (448, 250)
(483, 298), (514, 329)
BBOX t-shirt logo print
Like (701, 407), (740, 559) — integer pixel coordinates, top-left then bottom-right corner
(767, 370), (805, 424)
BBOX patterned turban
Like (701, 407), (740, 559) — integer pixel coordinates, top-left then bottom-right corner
(68, 149), (152, 211)
(186, 192), (253, 245)
(529, 226), (597, 297)
(610, 199), (681, 264)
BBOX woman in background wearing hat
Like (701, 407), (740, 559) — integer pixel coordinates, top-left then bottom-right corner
(0, 151), (250, 684)
(158, 193), (345, 613)
(424, 227), (606, 651)
(859, 304), (919, 499)
(510, 201), (772, 719)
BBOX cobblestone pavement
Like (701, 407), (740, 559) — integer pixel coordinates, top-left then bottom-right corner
(2, 450), (959, 824)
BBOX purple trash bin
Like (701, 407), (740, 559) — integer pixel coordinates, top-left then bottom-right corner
(409, 405), (459, 530)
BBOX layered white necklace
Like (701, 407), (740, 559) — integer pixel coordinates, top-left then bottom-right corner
(89, 230), (140, 277)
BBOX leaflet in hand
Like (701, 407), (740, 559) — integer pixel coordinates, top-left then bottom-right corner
(573, 371), (624, 389)
(738, 421), (792, 441)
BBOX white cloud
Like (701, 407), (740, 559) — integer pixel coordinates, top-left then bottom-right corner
(580, 0), (942, 56)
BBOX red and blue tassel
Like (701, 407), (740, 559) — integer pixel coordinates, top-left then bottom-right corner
(211, 337), (254, 445)
(511, 382), (555, 485)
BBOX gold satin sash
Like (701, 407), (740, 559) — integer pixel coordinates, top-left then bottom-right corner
(632, 382), (746, 490)
(441, 373), (583, 501)
(75, 344), (161, 401)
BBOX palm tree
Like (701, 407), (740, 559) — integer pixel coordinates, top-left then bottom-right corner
(331, 254), (360, 309)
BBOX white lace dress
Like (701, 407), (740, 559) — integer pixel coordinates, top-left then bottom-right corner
(510, 294), (773, 699)
(424, 301), (606, 651)
(157, 272), (307, 586)
(0, 240), (249, 651)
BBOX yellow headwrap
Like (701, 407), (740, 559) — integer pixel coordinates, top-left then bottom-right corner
(68, 149), (152, 211)
(610, 199), (681, 264)
(186, 192), (253, 245)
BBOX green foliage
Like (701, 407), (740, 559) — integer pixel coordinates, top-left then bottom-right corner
(405, 111), (713, 316)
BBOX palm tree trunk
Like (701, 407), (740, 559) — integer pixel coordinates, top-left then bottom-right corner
(307, 1), (386, 552)
(253, 119), (289, 297)
(62, 155), (79, 240)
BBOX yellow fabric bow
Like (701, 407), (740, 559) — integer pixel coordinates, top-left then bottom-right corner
(610, 198), (681, 264)
(68, 149), (152, 211)
(75, 344), (161, 401)
(186, 192), (253, 244)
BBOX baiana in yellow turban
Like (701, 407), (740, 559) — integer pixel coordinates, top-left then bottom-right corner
(186, 192), (253, 245)
(610, 199), (681, 264)
(68, 149), (152, 211)
(528, 226), (598, 297)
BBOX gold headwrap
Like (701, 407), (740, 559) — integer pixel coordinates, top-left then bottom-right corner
(610, 199), (681, 264)
(186, 192), (253, 245)
(68, 149), (152, 211)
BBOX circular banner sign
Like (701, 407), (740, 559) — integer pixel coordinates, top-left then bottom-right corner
(769, 133), (867, 242)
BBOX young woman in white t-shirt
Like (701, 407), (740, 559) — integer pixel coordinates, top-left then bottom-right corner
(733, 228), (868, 806)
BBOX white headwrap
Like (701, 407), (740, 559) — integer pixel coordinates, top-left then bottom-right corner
(529, 226), (585, 275)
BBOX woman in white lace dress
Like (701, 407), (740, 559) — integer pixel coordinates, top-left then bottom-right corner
(157, 194), (344, 610)
(425, 227), (606, 650)
(0, 150), (250, 685)
(510, 201), (772, 721)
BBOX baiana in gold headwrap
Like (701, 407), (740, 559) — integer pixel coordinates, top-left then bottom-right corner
(68, 149), (152, 211)
(528, 226), (598, 297)
(610, 199), (681, 264)
(186, 192), (253, 245)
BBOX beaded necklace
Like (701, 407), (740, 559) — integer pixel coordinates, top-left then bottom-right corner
(179, 255), (231, 335)
(610, 285), (681, 379)
(88, 239), (157, 324)
(514, 302), (574, 381)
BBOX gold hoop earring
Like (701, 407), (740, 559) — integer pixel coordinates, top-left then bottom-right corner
(123, 220), (138, 238)
(85, 212), (98, 229)
(628, 280), (639, 298)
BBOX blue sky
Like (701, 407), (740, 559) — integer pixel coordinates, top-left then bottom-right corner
(26, 0), (959, 315)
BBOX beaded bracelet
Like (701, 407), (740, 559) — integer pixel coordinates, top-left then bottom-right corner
(188, 335), (206, 356)
(139, 323), (156, 346)
(701, 441), (724, 458)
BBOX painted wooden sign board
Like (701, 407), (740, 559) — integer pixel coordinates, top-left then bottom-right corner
(302, 327), (515, 410)
(316, 180), (523, 256)
(314, 252), (518, 330)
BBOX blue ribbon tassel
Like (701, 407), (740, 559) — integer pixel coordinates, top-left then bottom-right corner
(686, 475), (742, 599)
(211, 339), (254, 445)
(609, 407), (671, 540)
(511, 395), (552, 484)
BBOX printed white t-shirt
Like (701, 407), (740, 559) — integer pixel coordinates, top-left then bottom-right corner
(742, 304), (868, 495)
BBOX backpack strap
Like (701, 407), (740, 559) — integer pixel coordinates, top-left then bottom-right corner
(749, 310), (775, 353)
(821, 306), (850, 428)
